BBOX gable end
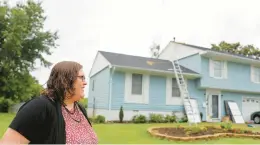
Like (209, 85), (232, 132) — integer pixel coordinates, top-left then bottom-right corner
(89, 52), (110, 77)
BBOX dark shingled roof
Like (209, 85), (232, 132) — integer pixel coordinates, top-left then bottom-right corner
(99, 51), (199, 75)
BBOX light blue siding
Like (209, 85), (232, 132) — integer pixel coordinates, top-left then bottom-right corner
(111, 72), (184, 112)
(200, 57), (260, 93)
(179, 53), (201, 73)
(187, 79), (206, 121)
(149, 75), (183, 111)
(88, 67), (110, 109)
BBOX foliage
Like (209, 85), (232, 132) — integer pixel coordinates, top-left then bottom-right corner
(200, 112), (203, 121)
(132, 114), (147, 123)
(220, 121), (232, 130)
(149, 113), (165, 123)
(0, 0), (58, 112)
(79, 98), (88, 108)
(179, 114), (188, 123)
(184, 126), (206, 136)
(119, 106), (124, 123)
(93, 115), (106, 124)
(211, 41), (260, 59)
(164, 114), (177, 123)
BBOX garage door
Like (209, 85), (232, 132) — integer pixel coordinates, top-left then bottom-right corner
(242, 97), (260, 122)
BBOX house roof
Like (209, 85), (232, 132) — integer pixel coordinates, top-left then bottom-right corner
(173, 41), (260, 62)
(99, 51), (199, 75)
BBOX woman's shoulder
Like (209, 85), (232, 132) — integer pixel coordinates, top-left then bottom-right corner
(18, 95), (56, 114)
(8, 95), (57, 143)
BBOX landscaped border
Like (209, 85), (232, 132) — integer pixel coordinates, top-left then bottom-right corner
(147, 127), (260, 141)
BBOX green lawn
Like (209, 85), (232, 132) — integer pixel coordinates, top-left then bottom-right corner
(1, 113), (260, 144)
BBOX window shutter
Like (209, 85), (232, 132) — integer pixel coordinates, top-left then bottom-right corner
(166, 77), (172, 104)
(251, 66), (255, 83)
(209, 59), (214, 77)
(143, 75), (149, 104)
(223, 61), (228, 79)
(124, 73), (131, 102)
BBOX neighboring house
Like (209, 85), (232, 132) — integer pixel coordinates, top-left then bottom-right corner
(87, 41), (260, 123)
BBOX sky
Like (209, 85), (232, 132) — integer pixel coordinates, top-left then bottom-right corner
(9, 0), (260, 97)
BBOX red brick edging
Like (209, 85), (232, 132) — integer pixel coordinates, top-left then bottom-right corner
(147, 127), (260, 141)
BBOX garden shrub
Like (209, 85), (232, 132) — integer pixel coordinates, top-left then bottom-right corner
(94, 115), (106, 123)
(132, 114), (147, 123)
(220, 121), (232, 130)
(164, 114), (177, 123)
(88, 117), (93, 123)
(179, 114), (188, 123)
(149, 113), (165, 123)
(119, 106), (124, 123)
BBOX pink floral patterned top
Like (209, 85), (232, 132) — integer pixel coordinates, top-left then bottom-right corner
(61, 104), (98, 144)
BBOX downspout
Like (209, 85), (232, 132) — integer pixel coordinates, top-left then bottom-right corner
(108, 66), (115, 116)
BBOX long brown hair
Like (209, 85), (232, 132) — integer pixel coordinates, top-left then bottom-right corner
(41, 61), (83, 103)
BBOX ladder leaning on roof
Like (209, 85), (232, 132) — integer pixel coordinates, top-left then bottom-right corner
(171, 59), (200, 126)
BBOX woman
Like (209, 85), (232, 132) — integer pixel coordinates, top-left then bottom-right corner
(0, 61), (97, 144)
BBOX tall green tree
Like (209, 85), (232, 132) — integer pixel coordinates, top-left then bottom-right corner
(0, 0), (58, 112)
(211, 41), (260, 59)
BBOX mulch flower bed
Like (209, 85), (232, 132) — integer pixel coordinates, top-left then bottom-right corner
(147, 126), (260, 141)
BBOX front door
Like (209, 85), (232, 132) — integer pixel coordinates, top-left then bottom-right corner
(207, 93), (221, 121)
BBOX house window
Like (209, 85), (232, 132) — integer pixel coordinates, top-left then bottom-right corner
(252, 66), (260, 83)
(172, 78), (180, 97)
(213, 60), (224, 78)
(210, 59), (227, 79)
(131, 74), (143, 95)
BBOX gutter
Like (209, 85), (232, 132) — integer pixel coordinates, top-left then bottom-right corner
(112, 65), (201, 77)
(201, 51), (260, 64)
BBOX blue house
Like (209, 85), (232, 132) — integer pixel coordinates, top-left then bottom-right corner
(87, 41), (260, 123)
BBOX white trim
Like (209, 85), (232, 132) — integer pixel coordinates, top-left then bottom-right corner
(201, 51), (260, 65)
(206, 89), (222, 122)
(124, 72), (149, 104)
(209, 59), (227, 79)
(251, 65), (260, 84)
(113, 65), (201, 78)
(251, 65), (254, 82)
(223, 61), (228, 79)
(166, 77), (188, 105)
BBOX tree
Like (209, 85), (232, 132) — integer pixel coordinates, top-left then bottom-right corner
(211, 41), (260, 59)
(119, 106), (124, 123)
(0, 0), (58, 112)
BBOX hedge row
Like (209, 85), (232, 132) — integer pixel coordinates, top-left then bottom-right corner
(88, 113), (188, 124)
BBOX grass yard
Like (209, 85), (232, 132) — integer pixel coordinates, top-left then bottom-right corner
(1, 113), (260, 144)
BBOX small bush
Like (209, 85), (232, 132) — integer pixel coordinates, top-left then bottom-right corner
(132, 114), (147, 123)
(94, 115), (106, 123)
(165, 114), (177, 123)
(179, 114), (188, 123)
(88, 117), (93, 123)
(119, 106), (124, 123)
(184, 126), (207, 135)
(220, 121), (232, 130)
(149, 113), (165, 123)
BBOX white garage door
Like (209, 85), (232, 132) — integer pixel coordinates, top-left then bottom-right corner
(242, 97), (260, 122)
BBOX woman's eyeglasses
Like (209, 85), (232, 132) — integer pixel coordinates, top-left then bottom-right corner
(77, 75), (85, 81)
